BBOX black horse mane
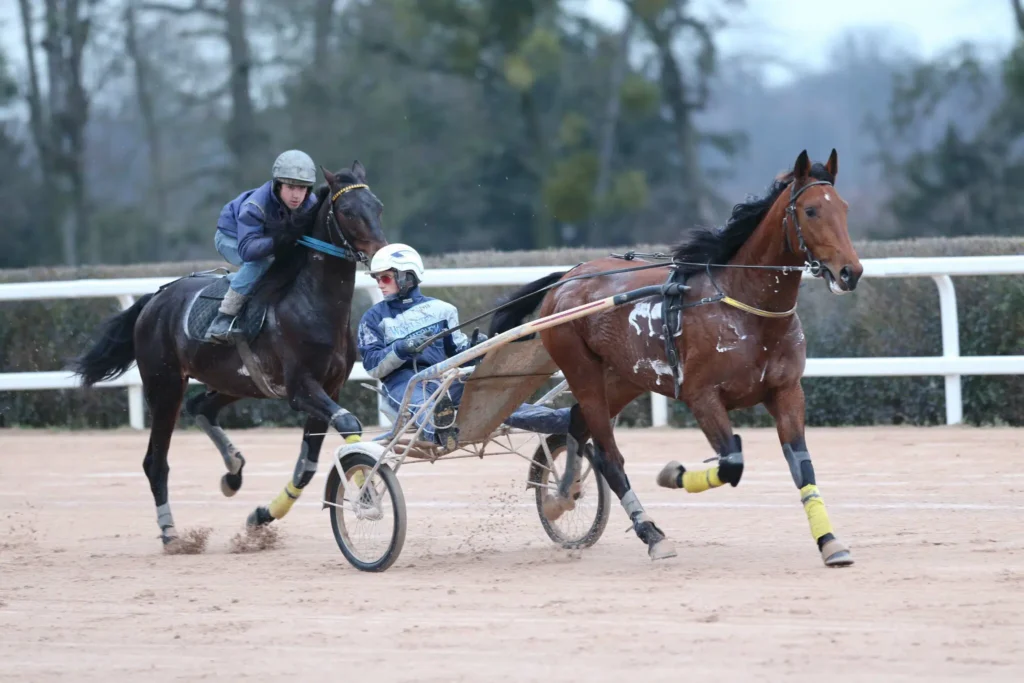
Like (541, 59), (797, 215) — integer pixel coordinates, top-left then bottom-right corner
(671, 163), (835, 277)
(250, 170), (362, 305)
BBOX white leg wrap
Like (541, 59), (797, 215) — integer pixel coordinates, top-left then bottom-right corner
(156, 503), (174, 530)
(620, 490), (643, 517)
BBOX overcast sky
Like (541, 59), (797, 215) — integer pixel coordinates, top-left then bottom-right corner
(582, 0), (1017, 84)
(1, 0), (1017, 89)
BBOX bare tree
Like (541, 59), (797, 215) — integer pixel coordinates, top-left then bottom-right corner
(313, 0), (338, 68)
(125, 0), (168, 255)
(626, 0), (737, 226)
(588, 13), (635, 243)
(17, 0), (99, 266)
(142, 0), (264, 188)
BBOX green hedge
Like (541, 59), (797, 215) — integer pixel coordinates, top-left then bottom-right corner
(1, 237), (1022, 430)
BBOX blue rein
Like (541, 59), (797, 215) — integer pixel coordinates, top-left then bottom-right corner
(296, 235), (356, 261)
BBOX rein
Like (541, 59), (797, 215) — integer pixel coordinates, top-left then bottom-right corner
(422, 177), (834, 351)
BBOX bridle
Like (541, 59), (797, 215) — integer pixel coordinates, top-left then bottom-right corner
(782, 179), (832, 278)
(326, 183), (371, 264)
(297, 183), (374, 264)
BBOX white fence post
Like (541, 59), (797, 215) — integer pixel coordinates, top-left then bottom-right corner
(650, 394), (668, 427)
(931, 275), (962, 425)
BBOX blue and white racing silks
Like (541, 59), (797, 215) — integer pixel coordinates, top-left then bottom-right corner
(357, 286), (470, 405)
(358, 284), (572, 441)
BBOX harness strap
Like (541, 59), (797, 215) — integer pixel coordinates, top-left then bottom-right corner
(660, 268), (685, 398)
(721, 296), (796, 318)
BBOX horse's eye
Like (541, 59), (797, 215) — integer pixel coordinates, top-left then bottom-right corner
(805, 206), (818, 218)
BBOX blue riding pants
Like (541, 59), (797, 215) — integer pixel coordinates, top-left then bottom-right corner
(214, 230), (273, 296)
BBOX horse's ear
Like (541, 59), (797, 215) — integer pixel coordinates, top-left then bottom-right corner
(825, 148), (839, 178)
(793, 150), (811, 180)
(351, 160), (366, 183)
(321, 165), (337, 187)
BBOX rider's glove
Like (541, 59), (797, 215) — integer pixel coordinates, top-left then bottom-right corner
(395, 331), (432, 359)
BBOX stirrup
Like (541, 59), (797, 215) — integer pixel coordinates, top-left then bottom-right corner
(205, 313), (238, 344)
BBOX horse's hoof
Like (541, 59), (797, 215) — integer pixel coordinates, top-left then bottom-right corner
(221, 471), (243, 497)
(656, 461), (684, 489)
(246, 506), (274, 528)
(648, 538), (678, 561)
(821, 538), (854, 567)
(718, 452), (744, 487)
(542, 493), (575, 521)
(161, 527), (179, 545)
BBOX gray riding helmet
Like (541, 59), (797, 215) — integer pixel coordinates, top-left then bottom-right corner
(271, 150), (316, 187)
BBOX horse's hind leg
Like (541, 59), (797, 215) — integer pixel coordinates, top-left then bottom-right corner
(141, 373), (187, 547)
(656, 393), (745, 492)
(247, 415), (328, 527)
(185, 390), (245, 496)
(766, 383), (853, 568)
(546, 331), (676, 560)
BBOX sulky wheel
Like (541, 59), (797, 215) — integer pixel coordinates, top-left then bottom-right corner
(529, 434), (611, 550)
(326, 451), (407, 572)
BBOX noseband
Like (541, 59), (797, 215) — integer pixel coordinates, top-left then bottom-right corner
(782, 179), (832, 277)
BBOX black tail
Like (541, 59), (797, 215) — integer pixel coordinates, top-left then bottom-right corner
(70, 293), (155, 386)
(488, 271), (567, 337)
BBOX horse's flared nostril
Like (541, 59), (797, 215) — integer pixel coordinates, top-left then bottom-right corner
(839, 265), (859, 290)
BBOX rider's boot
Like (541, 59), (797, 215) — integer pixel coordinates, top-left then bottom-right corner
(205, 287), (248, 344)
(431, 393), (459, 452)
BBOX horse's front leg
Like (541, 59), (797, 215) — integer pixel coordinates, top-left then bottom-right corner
(766, 382), (854, 568)
(656, 394), (745, 493)
(285, 371), (364, 442)
(248, 415), (329, 527)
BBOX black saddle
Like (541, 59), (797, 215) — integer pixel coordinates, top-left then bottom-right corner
(184, 275), (268, 344)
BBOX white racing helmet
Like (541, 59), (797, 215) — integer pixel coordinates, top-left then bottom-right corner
(272, 150), (316, 187)
(369, 243), (425, 296)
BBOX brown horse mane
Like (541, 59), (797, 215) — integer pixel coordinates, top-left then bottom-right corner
(671, 163), (835, 277)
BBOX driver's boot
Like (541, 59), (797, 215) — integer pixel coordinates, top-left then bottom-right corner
(205, 288), (248, 344)
(431, 393), (459, 452)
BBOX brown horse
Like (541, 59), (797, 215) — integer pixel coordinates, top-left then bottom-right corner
(490, 150), (861, 566)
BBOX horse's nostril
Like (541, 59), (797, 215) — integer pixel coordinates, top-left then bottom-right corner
(840, 266), (852, 283)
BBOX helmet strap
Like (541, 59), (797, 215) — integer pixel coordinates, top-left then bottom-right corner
(396, 271), (419, 298)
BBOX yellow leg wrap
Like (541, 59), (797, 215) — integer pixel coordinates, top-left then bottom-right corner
(268, 481), (303, 520)
(800, 484), (834, 540)
(682, 466), (724, 493)
(351, 469), (367, 488)
(344, 434), (362, 444)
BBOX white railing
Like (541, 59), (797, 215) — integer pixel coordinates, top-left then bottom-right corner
(2, 255), (1023, 429)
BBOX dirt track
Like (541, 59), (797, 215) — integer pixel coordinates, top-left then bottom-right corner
(1, 426), (1023, 681)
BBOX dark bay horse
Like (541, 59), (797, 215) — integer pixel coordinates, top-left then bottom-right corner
(490, 150), (862, 566)
(72, 162), (388, 550)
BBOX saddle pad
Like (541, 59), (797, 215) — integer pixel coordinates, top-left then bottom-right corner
(184, 276), (267, 344)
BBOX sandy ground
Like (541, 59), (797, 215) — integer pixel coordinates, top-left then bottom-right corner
(1, 425), (1023, 682)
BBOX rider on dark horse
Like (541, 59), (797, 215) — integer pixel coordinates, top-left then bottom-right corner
(205, 149), (320, 343)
